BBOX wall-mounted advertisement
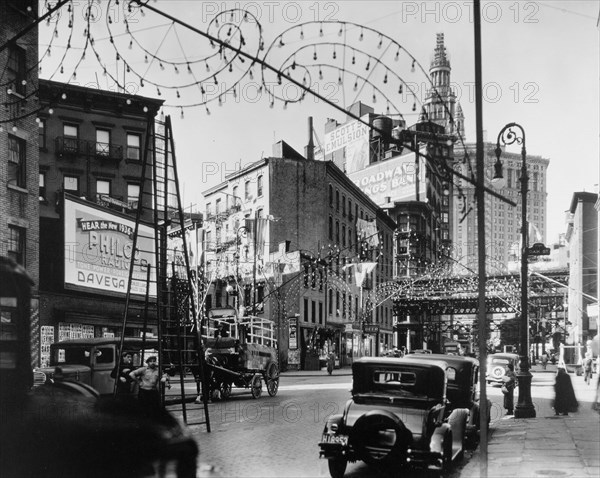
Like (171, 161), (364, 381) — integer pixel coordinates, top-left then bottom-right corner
(324, 115), (370, 174)
(348, 149), (427, 206)
(63, 195), (156, 297)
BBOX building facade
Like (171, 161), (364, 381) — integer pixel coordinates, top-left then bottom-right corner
(452, 143), (549, 273)
(202, 141), (396, 370)
(36, 79), (162, 366)
(565, 192), (598, 345)
(1, 1), (40, 366)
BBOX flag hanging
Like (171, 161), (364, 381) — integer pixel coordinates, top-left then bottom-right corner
(356, 218), (380, 248)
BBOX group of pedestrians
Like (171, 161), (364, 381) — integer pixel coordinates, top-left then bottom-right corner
(111, 353), (170, 415)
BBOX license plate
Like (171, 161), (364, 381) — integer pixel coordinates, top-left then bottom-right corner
(321, 434), (348, 446)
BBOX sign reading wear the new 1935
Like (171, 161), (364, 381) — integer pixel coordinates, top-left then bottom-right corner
(527, 242), (551, 256)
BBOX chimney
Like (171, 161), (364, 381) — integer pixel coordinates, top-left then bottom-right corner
(305, 116), (315, 160)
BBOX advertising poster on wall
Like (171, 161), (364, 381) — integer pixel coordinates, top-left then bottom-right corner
(348, 149), (427, 206)
(63, 195), (156, 298)
(289, 316), (298, 350)
(323, 115), (370, 174)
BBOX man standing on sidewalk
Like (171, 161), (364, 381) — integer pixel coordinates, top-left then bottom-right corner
(129, 356), (170, 414)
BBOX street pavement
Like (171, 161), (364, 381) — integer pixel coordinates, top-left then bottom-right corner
(459, 363), (600, 478)
(166, 362), (599, 477)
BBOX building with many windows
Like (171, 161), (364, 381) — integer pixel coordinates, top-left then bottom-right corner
(202, 141), (396, 370)
(35, 79), (162, 366)
(565, 191), (598, 345)
(1, 1), (40, 364)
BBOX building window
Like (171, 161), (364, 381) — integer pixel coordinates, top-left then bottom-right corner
(8, 135), (26, 187)
(348, 199), (353, 219)
(245, 181), (251, 200)
(232, 186), (239, 203)
(39, 173), (46, 202)
(7, 45), (26, 96)
(319, 302), (323, 324)
(206, 202), (211, 216)
(328, 289), (333, 315)
(335, 221), (340, 243)
(342, 224), (346, 247)
(304, 298), (309, 322)
(336, 291), (340, 316)
(311, 301), (316, 323)
(39, 119), (46, 149)
(96, 179), (110, 197)
(215, 198), (221, 215)
(257, 175), (263, 197)
(95, 129), (111, 156)
(329, 184), (333, 207)
(442, 212), (449, 223)
(63, 124), (79, 153)
(8, 225), (25, 265)
(126, 133), (141, 160)
(127, 183), (140, 206)
(328, 216), (333, 240)
(336, 190), (339, 211)
(63, 176), (79, 195)
(342, 194), (346, 216)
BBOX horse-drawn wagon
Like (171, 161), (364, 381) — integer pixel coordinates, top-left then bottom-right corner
(203, 308), (279, 399)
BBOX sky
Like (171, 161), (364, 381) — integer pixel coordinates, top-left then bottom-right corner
(37, 1), (600, 243)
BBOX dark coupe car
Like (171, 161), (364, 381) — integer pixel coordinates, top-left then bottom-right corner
(318, 357), (468, 477)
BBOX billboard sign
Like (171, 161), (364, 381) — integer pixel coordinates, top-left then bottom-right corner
(348, 149), (427, 206)
(63, 195), (156, 297)
(324, 116), (370, 173)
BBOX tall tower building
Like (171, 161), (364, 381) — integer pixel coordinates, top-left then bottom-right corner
(423, 33), (464, 138)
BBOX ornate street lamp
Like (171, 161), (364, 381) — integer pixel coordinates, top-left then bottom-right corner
(494, 123), (536, 418)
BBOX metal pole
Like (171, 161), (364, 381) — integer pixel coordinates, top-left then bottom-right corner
(516, 132), (536, 417)
(252, 211), (258, 315)
(473, 2), (489, 476)
(495, 122), (535, 418)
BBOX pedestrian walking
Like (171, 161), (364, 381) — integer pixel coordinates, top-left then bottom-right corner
(583, 352), (593, 385)
(501, 363), (517, 416)
(541, 353), (548, 370)
(594, 357), (600, 412)
(553, 366), (578, 416)
(129, 356), (170, 414)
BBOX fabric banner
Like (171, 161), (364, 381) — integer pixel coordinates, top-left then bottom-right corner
(343, 262), (378, 287)
(356, 218), (380, 248)
(244, 218), (268, 254)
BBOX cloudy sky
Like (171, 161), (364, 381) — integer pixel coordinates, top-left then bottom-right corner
(39, 1), (599, 243)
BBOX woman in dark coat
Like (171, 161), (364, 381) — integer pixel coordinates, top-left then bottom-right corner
(554, 366), (579, 415)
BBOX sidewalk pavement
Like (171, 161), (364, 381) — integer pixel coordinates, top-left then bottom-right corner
(459, 368), (600, 478)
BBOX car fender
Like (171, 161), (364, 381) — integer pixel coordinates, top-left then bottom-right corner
(430, 422), (451, 456)
(447, 408), (469, 459)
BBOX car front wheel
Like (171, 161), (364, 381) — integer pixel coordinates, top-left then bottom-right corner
(327, 457), (347, 478)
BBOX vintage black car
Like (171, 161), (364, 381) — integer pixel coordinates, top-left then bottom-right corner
(403, 353), (490, 446)
(486, 353), (520, 385)
(318, 357), (468, 477)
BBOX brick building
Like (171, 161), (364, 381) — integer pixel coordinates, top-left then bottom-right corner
(36, 79), (162, 366)
(1, 1), (40, 365)
(202, 141), (396, 370)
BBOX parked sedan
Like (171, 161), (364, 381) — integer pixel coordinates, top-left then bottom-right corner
(486, 353), (520, 386)
(404, 353), (490, 446)
(318, 357), (468, 477)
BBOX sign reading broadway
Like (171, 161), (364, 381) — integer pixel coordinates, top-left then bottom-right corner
(63, 195), (156, 297)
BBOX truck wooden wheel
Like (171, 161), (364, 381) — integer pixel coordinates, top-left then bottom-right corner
(266, 362), (279, 397)
(251, 374), (262, 399)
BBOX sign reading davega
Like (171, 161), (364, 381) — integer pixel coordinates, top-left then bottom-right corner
(64, 196), (156, 297)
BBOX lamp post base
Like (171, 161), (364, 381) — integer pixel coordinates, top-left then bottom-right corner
(514, 362), (536, 418)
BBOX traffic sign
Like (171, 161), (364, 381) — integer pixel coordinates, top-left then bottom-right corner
(527, 242), (550, 256)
